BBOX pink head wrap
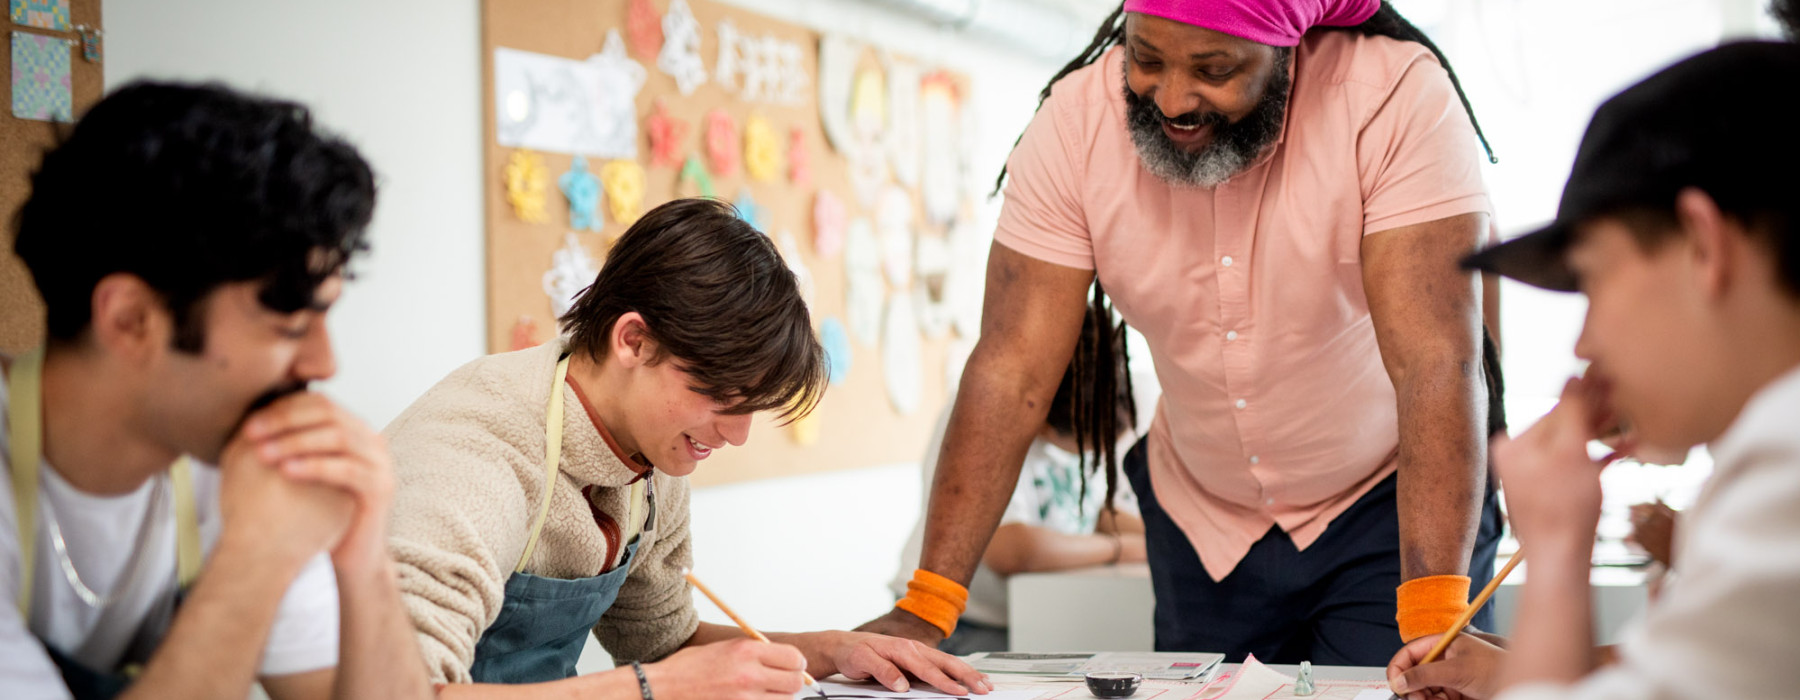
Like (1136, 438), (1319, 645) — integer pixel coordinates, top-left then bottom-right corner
(1121, 0), (1380, 47)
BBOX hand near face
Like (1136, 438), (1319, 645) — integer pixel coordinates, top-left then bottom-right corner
(803, 630), (992, 696)
(1493, 376), (1615, 554)
(237, 392), (398, 573)
(216, 398), (355, 567)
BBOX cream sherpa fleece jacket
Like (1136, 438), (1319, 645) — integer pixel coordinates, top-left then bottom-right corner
(384, 341), (698, 683)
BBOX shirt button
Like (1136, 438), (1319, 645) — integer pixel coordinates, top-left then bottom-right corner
(1264, 498), (1275, 506)
(1235, 399), (1248, 410)
(1225, 330), (1238, 341)
(1221, 255), (1235, 267)
(1249, 456), (1260, 465)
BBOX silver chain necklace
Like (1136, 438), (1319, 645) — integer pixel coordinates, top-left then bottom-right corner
(39, 475), (168, 609)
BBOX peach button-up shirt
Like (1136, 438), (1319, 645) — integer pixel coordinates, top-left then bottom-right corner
(993, 32), (1491, 581)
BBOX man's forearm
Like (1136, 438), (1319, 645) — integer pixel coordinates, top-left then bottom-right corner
(1395, 365), (1486, 581)
(333, 555), (432, 699)
(121, 537), (308, 699)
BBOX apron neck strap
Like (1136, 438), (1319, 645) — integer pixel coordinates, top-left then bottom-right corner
(517, 355), (573, 573)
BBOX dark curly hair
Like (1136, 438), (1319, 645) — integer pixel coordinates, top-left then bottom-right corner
(560, 198), (828, 422)
(14, 80), (377, 352)
(1776, 0), (1799, 39)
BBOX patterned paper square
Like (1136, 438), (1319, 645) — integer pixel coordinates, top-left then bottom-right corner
(10, 0), (71, 31)
(13, 31), (72, 122)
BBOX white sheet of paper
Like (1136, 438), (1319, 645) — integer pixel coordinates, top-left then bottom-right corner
(1353, 691), (1398, 700)
(797, 680), (1041, 699)
(493, 35), (643, 158)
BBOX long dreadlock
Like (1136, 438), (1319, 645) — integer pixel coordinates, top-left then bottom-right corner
(1007, 2), (1510, 513)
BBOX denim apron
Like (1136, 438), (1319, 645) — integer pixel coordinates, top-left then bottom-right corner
(468, 354), (654, 684)
(9, 348), (202, 700)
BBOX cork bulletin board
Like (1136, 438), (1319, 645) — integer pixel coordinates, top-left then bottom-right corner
(482, 0), (987, 486)
(0, 0), (102, 355)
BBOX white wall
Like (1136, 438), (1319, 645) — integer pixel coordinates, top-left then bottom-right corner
(104, 0), (1069, 652)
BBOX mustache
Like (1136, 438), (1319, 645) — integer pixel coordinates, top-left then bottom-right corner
(248, 381), (309, 413)
(1124, 89), (1229, 131)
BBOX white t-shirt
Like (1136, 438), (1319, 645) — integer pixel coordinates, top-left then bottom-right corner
(0, 373), (340, 699)
(890, 384), (1152, 628)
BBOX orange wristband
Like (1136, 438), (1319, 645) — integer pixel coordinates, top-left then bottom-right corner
(1395, 574), (1471, 642)
(894, 569), (969, 638)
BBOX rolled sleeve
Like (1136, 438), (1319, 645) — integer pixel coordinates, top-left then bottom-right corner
(993, 99), (1096, 270)
(1356, 54), (1492, 236)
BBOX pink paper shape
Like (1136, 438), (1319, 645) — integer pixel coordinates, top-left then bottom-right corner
(705, 109), (740, 177)
(788, 126), (812, 187)
(813, 190), (847, 259)
(627, 0), (663, 62)
(647, 100), (689, 169)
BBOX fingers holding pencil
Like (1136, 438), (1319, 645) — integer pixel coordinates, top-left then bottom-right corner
(685, 570), (828, 696)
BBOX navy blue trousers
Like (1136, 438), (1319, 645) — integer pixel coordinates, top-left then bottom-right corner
(1123, 437), (1502, 666)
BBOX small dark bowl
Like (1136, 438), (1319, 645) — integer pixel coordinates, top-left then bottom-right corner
(1084, 672), (1143, 698)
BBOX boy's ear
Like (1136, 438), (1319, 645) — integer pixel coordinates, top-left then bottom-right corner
(1675, 187), (1732, 299)
(88, 272), (170, 364)
(610, 311), (653, 368)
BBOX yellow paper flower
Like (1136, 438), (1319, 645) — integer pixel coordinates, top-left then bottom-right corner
(504, 151), (551, 224)
(602, 160), (647, 225)
(789, 410), (821, 446)
(744, 113), (782, 182)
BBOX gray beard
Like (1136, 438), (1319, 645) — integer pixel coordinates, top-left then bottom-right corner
(1123, 51), (1292, 188)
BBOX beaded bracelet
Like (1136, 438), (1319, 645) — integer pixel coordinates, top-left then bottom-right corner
(630, 660), (654, 700)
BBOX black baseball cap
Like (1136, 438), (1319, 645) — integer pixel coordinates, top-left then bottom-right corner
(1462, 41), (1800, 291)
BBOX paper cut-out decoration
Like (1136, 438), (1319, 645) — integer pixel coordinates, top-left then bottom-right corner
(944, 336), (975, 393)
(921, 72), (966, 225)
(788, 127), (812, 187)
(716, 19), (809, 104)
(704, 109), (740, 177)
(559, 156), (603, 232)
(646, 100), (689, 169)
(912, 232), (953, 339)
(75, 24), (100, 62)
(504, 150), (552, 223)
(875, 187), (914, 287)
(11, 32), (71, 123)
(816, 34), (861, 154)
(812, 190), (847, 259)
(847, 63), (891, 206)
(510, 316), (542, 351)
(882, 294), (923, 416)
(494, 36), (644, 158)
(734, 188), (765, 233)
(626, 0), (662, 62)
(843, 218), (883, 347)
(542, 233), (599, 318)
(602, 160), (647, 225)
(945, 218), (990, 339)
(658, 0), (707, 95)
(789, 411), (821, 446)
(884, 57), (922, 188)
(777, 231), (815, 306)
(819, 317), (852, 385)
(678, 155), (715, 198)
(743, 113), (782, 182)
(11, 0), (69, 30)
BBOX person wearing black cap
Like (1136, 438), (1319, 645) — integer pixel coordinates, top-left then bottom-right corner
(1384, 40), (1800, 700)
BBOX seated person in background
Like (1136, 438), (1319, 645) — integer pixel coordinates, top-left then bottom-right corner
(1386, 41), (1800, 700)
(1, 82), (429, 699)
(891, 307), (1154, 655)
(384, 198), (990, 699)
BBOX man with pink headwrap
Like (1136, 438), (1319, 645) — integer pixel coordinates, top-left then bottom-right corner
(865, 0), (1506, 666)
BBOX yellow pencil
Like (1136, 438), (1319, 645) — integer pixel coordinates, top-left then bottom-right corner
(684, 571), (827, 698)
(1391, 549), (1525, 699)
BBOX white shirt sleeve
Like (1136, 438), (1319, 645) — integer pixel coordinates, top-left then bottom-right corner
(257, 552), (339, 678)
(0, 602), (72, 700)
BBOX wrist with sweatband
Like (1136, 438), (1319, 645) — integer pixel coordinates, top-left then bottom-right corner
(894, 569), (969, 638)
(1395, 574), (1472, 642)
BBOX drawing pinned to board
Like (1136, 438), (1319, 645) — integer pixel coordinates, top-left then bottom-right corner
(920, 71), (966, 225)
(625, 0), (662, 62)
(678, 155), (715, 197)
(884, 57), (922, 188)
(542, 233), (599, 318)
(812, 190), (847, 259)
(646, 100), (688, 169)
(882, 294), (924, 416)
(75, 24), (99, 63)
(717, 19), (808, 104)
(11, 0), (70, 31)
(788, 127), (812, 187)
(492, 34), (643, 159)
(743, 113), (782, 182)
(776, 231), (815, 306)
(602, 160), (647, 225)
(819, 317), (852, 385)
(559, 156), (603, 232)
(875, 186), (915, 287)
(847, 62), (891, 206)
(658, 0), (707, 95)
(945, 218), (990, 339)
(734, 188), (765, 233)
(816, 34), (863, 154)
(11, 31), (72, 123)
(704, 109), (740, 177)
(504, 150), (553, 224)
(843, 218), (884, 347)
(912, 232), (953, 339)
